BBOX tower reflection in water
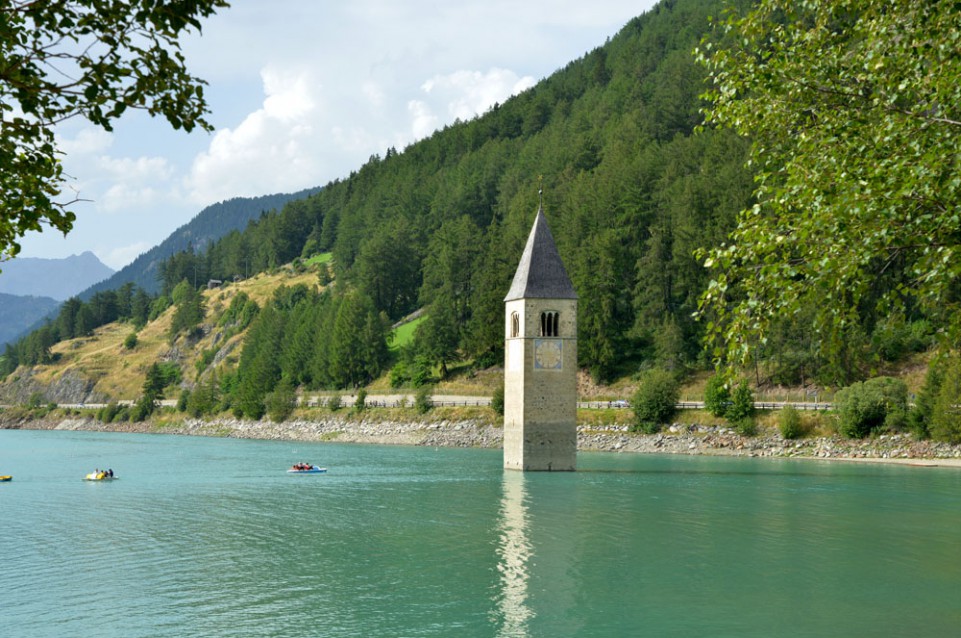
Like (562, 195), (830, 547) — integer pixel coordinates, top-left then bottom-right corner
(493, 471), (533, 637)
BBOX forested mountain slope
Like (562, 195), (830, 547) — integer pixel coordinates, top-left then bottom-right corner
(80, 188), (320, 297)
(161, 0), (755, 384)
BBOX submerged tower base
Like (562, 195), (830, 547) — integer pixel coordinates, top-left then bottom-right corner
(503, 420), (576, 472)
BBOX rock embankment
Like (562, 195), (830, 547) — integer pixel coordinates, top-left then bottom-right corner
(4, 413), (961, 466)
(1, 413), (506, 448)
(0, 369), (106, 406)
(578, 424), (961, 464)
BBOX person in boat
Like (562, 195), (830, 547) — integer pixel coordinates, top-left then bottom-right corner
(108, 469), (114, 477)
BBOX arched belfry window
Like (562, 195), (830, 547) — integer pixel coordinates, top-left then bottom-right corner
(511, 312), (520, 338)
(540, 311), (559, 337)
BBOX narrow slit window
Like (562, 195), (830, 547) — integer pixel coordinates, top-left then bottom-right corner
(511, 312), (520, 338)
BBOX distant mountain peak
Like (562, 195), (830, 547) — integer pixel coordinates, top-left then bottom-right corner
(0, 253), (114, 301)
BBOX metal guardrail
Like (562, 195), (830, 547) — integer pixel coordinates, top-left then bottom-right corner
(329, 398), (808, 410)
(581, 400), (832, 411)
(356, 400), (493, 408)
(8, 399), (833, 412)
(751, 401), (832, 411)
(654, 401), (831, 411)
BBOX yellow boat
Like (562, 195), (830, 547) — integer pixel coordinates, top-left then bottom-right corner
(0, 475), (11, 482)
(83, 471), (116, 481)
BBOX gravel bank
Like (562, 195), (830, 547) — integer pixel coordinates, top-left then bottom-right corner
(4, 414), (961, 468)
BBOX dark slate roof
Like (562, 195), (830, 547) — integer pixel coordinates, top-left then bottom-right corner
(504, 207), (578, 301)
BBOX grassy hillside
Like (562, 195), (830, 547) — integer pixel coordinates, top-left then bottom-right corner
(28, 267), (320, 400)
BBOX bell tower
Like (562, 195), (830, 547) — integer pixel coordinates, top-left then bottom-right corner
(503, 204), (578, 471)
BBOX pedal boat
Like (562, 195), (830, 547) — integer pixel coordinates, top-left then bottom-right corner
(84, 471), (117, 481)
(287, 466), (327, 474)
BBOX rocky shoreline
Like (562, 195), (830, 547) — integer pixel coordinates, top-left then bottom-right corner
(4, 413), (961, 468)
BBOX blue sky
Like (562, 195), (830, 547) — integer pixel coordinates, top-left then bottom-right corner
(18, 0), (657, 270)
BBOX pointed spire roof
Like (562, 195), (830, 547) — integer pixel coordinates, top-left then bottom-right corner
(505, 206), (577, 302)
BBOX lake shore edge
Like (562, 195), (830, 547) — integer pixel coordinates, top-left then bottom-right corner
(4, 413), (961, 468)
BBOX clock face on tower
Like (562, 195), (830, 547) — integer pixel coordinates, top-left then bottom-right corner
(533, 339), (563, 370)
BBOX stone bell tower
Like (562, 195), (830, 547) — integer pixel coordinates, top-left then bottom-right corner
(503, 204), (578, 471)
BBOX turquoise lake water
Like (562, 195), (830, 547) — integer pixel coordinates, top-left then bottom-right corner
(1, 429), (960, 637)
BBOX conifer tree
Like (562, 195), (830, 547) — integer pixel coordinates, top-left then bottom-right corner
(329, 291), (384, 388)
(310, 296), (340, 389)
(281, 299), (321, 387)
(235, 304), (284, 418)
(931, 359), (961, 444)
(169, 280), (206, 340)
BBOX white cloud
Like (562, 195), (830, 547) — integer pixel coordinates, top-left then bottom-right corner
(186, 66), (323, 204)
(58, 127), (113, 156)
(94, 156), (174, 212)
(422, 68), (536, 121)
(262, 69), (316, 121)
(405, 68), (535, 141)
(21, 1), (658, 268)
(100, 184), (162, 213)
(330, 125), (379, 157)
(407, 100), (439, 141)
(362, 81), (387, 111)
(185, 62), (539, 204)
(97, 155), (174, 180)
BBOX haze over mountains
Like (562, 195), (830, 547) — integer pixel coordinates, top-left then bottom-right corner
(0, 293), (61, 347)
(0, 252), (113, 300)
(0, 253), (113, 346)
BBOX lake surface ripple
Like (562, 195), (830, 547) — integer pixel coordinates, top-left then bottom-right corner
(2, 430), (959, 637)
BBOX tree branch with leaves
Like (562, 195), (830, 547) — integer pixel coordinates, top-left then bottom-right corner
(695, 0), (961, 382)
(0, 0), (229, 260)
